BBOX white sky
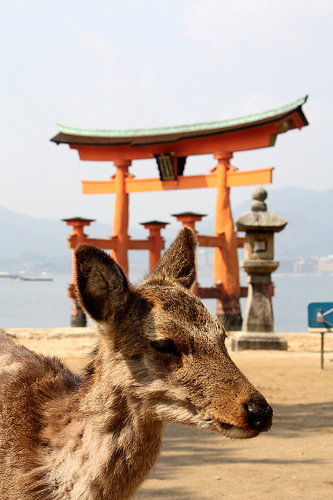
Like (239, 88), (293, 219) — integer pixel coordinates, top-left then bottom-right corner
(1, 0), (332, 229)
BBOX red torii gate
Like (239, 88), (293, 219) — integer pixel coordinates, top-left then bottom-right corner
(52, 96), (308, 328)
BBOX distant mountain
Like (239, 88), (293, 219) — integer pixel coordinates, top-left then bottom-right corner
(0, 187), (332, 274)
(0, 206), (112, 274)
(196, 187), (333, 259)
(0, 206), (69, 259)
(0, 206), (148, 274)
(0, 206), (150, 260)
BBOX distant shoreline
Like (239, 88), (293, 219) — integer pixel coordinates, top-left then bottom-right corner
(274, 272), (333, 278)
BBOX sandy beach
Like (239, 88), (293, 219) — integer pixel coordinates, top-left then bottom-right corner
(6, 328), (333, 499)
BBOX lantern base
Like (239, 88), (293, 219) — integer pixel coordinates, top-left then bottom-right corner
(230, 331), (288, 352)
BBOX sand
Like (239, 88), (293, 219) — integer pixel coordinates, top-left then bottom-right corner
(6, 328), (333, 499)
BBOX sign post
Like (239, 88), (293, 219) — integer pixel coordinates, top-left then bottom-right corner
(308, 302), (333, 369)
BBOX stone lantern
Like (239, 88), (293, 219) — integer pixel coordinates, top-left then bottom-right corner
(231, 187), (288, 351)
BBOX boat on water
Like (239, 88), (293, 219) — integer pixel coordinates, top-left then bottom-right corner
(0, 274), (53, 282)
(18, 276), (53, 282)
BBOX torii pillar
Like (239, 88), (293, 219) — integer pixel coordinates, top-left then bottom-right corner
(111, 160), (131, 274)
(62, 216), (95, 327)
(140, 220), (169, 271)
(214, 151), (241, 329)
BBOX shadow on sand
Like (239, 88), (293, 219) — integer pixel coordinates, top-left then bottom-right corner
(135, 400), (332, 498)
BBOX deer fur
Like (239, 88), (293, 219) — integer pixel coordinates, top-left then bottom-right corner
(0, 228), (272, 499)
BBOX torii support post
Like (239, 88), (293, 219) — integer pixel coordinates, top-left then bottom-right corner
(172, 211), (206, 233)
(63, 216), (169, 326)
(214, 152), (242, 330)
(112, 160), (132, 274)
(140, 220), (169, 271)
(172, 212), (207, 296)
(172, 211), (242, 320)
(62, 217), (95, 327)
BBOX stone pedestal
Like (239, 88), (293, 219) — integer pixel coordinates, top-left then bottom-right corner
(231, 331), (288, 351)
(242, 268), (277, 333)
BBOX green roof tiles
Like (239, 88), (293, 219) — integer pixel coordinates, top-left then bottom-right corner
(54, 96), (308, 139)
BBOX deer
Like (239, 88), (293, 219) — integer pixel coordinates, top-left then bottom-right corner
(0, 227), (272, 500)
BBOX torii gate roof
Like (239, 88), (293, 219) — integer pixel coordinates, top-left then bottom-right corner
(51, 96), (308, 161)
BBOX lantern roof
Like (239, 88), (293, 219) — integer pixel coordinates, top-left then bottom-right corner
(236, 187), (288, 232)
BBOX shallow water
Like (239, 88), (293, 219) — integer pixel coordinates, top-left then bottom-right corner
(0, 273), (332, 332)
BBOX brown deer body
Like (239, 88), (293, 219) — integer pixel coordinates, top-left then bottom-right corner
(0, 228), (272, 499)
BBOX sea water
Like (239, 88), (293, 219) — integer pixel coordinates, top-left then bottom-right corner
(0, 275), (72, 329)
(0, 273), (332, 332)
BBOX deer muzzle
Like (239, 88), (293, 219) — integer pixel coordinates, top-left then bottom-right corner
(244, 399), (273, 433)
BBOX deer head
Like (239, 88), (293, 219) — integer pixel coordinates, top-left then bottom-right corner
(75, 227), (272, 439)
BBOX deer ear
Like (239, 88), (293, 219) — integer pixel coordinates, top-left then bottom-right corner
(145, 227), (197, 289)
(75, 245), (130, 323)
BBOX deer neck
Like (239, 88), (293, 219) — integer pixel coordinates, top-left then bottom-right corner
(41, 348), (163, 500)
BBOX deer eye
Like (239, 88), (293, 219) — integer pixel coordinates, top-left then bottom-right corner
(150, 339), (180, 356)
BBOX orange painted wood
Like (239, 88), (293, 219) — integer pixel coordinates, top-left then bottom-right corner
(82, 174), (215, 194)
(226, 167), (273, 187)
(128, 240), (153, 250)
(197, 286), (221, 299)
(236, 236), (245, 248)
(70, 122), (280, 161)
(85, 238), (117, 250)
(141, 222), (168, 271)
(214, 154), (241, 309)
(111, 163), (131, 274)
(82, 180), (117, 194)
(197, 234), (225, 248)
(197, 285), (249, 299)
(82, 168), (273, 194)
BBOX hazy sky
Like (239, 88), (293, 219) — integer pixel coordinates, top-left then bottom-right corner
(1, 0), (332, 230)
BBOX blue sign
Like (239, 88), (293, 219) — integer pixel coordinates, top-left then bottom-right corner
(308, 302), (333, 329)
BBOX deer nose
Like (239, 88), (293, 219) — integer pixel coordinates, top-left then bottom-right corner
(244, 400), (273, 433)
